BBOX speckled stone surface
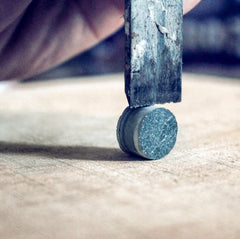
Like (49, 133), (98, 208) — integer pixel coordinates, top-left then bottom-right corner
(117, 106), (177, 159)
(138, 107), (177, 159)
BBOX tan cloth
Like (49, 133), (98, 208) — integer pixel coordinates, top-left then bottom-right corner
(0, 74), (240, 239)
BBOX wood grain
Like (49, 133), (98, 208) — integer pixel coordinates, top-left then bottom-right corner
(0, 74), (240, 239)
(125, 0), (182, 107)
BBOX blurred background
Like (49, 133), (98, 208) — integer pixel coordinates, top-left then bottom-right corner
(24, 0), (240, 82)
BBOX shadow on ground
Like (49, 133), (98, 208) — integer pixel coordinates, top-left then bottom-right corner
(0, 141), (144, 161)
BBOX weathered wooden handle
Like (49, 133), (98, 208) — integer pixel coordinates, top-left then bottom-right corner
(125, 0), (183, 108)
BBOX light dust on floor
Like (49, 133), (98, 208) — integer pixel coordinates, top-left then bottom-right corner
(0, 74), (239, 239)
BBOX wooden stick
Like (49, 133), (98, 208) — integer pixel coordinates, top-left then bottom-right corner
(125, 0), (183, 108)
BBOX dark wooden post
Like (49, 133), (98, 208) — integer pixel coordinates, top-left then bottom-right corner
(125, 0), (183, 108)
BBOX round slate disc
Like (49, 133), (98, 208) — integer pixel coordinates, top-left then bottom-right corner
(117, 106), (178, 160)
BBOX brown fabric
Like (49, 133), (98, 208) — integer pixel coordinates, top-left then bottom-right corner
(0, 74), (239, 239)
